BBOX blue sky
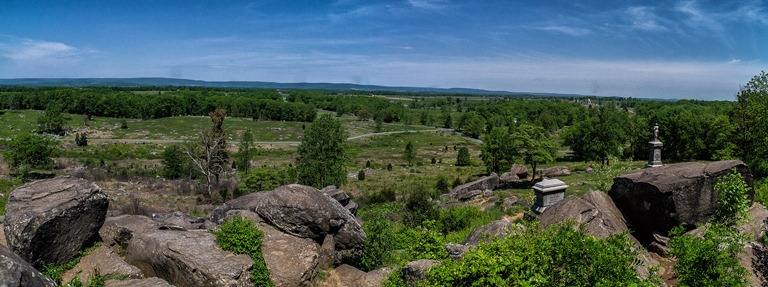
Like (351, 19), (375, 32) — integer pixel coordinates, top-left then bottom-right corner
(0, 0), (766, 100)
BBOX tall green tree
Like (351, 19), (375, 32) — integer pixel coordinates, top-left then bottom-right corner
(459, 112), (486, 139)
(296, 114), (348, 188)
(162, 144), (187, 179)
(513, 124), (557, 181)
(456, 147), (471, 166)
(732, 71), (768, 177)
(237, 129), (255, 173)
(481, 126), (515, 174)
(562, 105), (627, 165)
(404, 141), (416, 165)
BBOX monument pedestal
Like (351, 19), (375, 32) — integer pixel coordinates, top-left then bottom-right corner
(645, 140), (663, 168)
(531, 178), (568, 214)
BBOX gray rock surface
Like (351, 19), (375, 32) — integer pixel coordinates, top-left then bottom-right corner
(313, 264), (391, 287)
(3, 176), (108, 268)
(539, 191), (629, 239)
(62, 245), (143, 284)
(536, 166), (571, 177)
(510, 164), (529, 178)
(105, 277), (174, 287)
(100, 215), (253, 287)
(608, 160), (753, 236)
(462, 218), (520, 246)
(0, 244), (55, 287)
(151, 211), (206, 230)
(321, 186), (350, 206)
(225, 210), (320, 287)
(0, 219), (6, 247)
(213, 184), (365, 255)
(447, 173), (499, 201)
(445, 243), (468, 260)
(402, 259), (440, 285)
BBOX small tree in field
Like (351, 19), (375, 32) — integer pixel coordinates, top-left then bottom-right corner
(5, 133), (57, 180)
(513, 124), (557, 182)
(404, 141), (416, 166)
(162, 144), (187, 179)
(456, 147), (471, 166)
(296, 114), (348, 188)
(237, 129), (255, 174)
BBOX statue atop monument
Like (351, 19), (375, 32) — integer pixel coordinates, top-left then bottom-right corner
(646, 123), (663, 168)
(653, 123), (659, 142)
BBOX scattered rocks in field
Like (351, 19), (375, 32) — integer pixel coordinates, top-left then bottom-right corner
(402, 259), (440, 285)
(3, 176), (109, 268)
(536, 166), (571, 177)
(510, 164), (529, 179)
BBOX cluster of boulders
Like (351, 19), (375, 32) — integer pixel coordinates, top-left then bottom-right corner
(0, 177), (372, 287)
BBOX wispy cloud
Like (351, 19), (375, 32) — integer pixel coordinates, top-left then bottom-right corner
(674, 0), (723, 33)
(536, 26), (592, 37)
(625, 6), (668, 32)
(407, 0), (449, 11)
(0, 36), (95, 64)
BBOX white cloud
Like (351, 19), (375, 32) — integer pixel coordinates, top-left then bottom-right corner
(626, 6), (667, 32)
(675, 0), (723, 33)
(0, 36), (95, 65)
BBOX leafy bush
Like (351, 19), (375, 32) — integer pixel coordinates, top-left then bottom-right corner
(0, 179), (15, 215)
(435, 176), (449, 194)
(161, 144), (187, 179)
(358, 169), (366, 181)
(403, 187), (438, 227)
(408, 220), (448, 260)
(359, 214), (393, 271)
(237, 165), (297, 197)
(213, 216), (273, 286)
(714, 169), (751, 226)
(367, 187), (397, 205)
(755, 178), (768, 207)
(436, 206), (476, 234)
(426, 222), (656, 286)
(669, 224), (747, 287)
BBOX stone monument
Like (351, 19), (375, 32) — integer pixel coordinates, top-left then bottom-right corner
(645, 123), (663, 168)
(531, 178), (568, 214)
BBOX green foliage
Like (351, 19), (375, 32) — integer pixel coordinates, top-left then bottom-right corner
(358, 169), (366, 181)
(296, 114), (348, 188)
(213, 217), (273, 287)
(404, 141), (415, 165)
(563, 105), (627, 165)
(403, 187), (438, 227)
(512, 124), (557, 180)
(714, 170), (751, 226)
(480, 126), (515, 174)
(436, 206), (477, 234)
(359, 214), (394, 271)
(75, 132), (88, 147)
(366, 187), (397, 205)
(236, 129), (255, 173)
(37, 101), (66, 135)
(732, 71), (768, 177)
(456, 147), (471, 166)
(161, 144), (187, 179)
(5, 133), (57, 177)
(381, 268), (408, 287)
(458, 111), (486, 139)
(386, 163), (393, 171)
(237, 165), (297, 196)
(408, 221), (449, 260)
(426, 222), (655, 287)
(42, 243), (101, 286)
(0, 179), (15, 215)
(669, 224), (748, 287)
(435, 176), (449, 194)
(754, 178), (768, 207)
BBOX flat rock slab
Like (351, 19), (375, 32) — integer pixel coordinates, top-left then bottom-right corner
(106, 277), (174, 287)
(608, 160), (753, 237)
(313, 265), (392, 287)
(0, 244), (55, 287)
(447, 173), (500, 201)
(63, 245), (144, 284)
(3, 176), (108, 268)
(100, 215), (253, 287)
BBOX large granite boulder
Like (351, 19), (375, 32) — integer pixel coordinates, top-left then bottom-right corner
(608, 160), (753, 237)
(3, 176), (108, 268)
(540, 190), (629, 239)
(100, 215), (253, 287)
(0, 244), (55, 287)
(461, 218), (520, 246)
(224, 210), (320, 287)
(402, 259), (440, 285)
(105, 277), (174, 287)
(212, 184), (365, 256)
(446, 173), (500, 201)
(537, 166), (571, 177)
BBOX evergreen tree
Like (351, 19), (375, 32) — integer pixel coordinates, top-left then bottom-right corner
(296, 114), (348, 188)
(456, 147), (471, 166)
(162, 144), (187, 179)
(237, 129), (255, 173)
(404, 141), (416, 165)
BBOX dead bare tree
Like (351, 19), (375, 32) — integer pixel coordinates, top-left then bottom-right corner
(185, 108), (228, 197)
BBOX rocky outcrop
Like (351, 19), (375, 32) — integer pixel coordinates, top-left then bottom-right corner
(445, 173), (500, 201)
(402, 259), (440, 285)
(313, 265), (392, 287)
(3, 176), (109, 268)
(510, 164), (529, 179)
(0, 244), (55, 287)
(321, 186), (350, 206)
(151, 211), (207, 230)
(100, 215), (253, 287)
(224, 209), (320, 287)
(540, 190), (629, 239)
(537, 166), (571, 177)
(213, 184), (365, 257)
(0, 218), (6, 247)
(62, 245), (143, 284)
(608, 160), (753, 237)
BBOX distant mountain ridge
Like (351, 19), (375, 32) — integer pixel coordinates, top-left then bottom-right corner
(0, 77), (587, 97)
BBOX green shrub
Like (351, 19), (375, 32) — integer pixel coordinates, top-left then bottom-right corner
(754, 178), (768, 207)
(669, 224), (747, 287)
(367, 187), (397, 204)
(435, 176), (449, 194)
(437, 206), (476, 234)
(426, 222), (656, 286)
(213, 217), (273, 286)
(403, 187), (438, 227)
(408, 220), (448, 260)
(456, 147), (471, 166)
(237, 165), (297, 197)
(714, 170), (751, 226)
(359, 214), (393, 271)
(358, 169), (366, 181)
